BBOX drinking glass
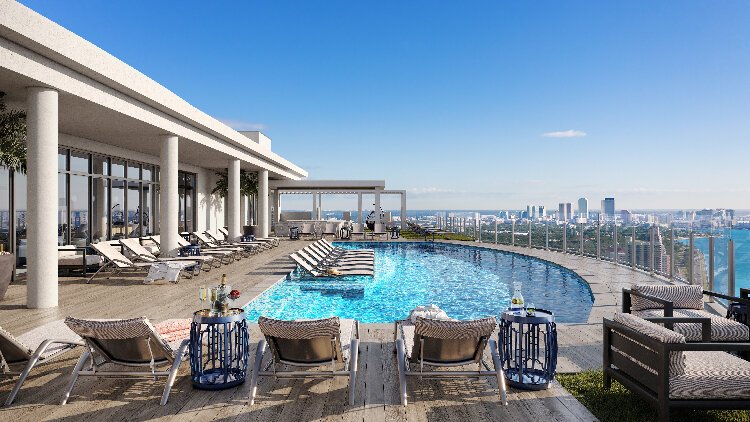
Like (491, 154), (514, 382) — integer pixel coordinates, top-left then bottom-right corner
(209, 288), (218, 315)
(527, 302), (536, 316)
(198, 286), (207, 310)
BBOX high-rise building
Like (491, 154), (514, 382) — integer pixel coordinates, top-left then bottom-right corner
(558, 202), (572, 221)
(620, 209), (632, 224)
(577, 197), (588, 219)
(526, 205), (533, 219)
(601, 197), (615, 221)
(538, 205), (546, 218)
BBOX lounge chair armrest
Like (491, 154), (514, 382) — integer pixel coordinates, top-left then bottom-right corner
(671, 342), (750, 352)
(645, 317), (712, 342)
(622, 288), (675, 317)
(703, 290), (750, 306)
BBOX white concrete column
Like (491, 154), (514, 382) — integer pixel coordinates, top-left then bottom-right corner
(257, 170), (269, 237)
(160, 135), (179, 257)
(273, 190), (281, 223)
(374, 190), (382, 225)
(357, 192), (363, 225)
(26, 87), (58, 309)
(240, 195), (247, 226)
(227, 159), (241, 241)
(400, 192), (407, 229)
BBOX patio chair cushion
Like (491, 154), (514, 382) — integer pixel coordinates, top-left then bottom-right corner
(613, 313), (687, 376)
(400, 317), (496, 360)
(630, 284), (704, 311)
(258, 316), (354, 363)
(670, 351), (750, 399)
(65, 316), (175, 359)
(0, 325), (33, 363)
(17, 319), (81, 359)
(634, 308), (750, 342)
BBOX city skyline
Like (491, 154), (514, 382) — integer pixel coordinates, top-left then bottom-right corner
(17, 0), (750, 210)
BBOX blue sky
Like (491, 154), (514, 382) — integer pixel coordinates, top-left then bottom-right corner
(20, 1), (750, 211)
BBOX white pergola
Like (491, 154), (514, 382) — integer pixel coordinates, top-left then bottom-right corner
(268, 180), (407, 229)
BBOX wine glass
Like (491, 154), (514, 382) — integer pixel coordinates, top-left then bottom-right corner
(198, 286), (207, 310)
(209, 288), (218, 315)
(527, 302), (536, 316)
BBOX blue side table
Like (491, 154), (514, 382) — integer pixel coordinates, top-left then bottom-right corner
(499, 309), (557, 390)
(190, 309), (249, 390)
(180, 245), (201, 257)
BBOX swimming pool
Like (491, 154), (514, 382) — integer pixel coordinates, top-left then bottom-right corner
(244, 242), (594, 323)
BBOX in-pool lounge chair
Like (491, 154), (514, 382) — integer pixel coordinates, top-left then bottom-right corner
(297, 249), (374, 272)
(61, 317), (191, 406)
(369, 223), (388, 241)
(218, 227), (279, 247)
(395, 316), (507, 406)
(604, 312), (750, 421)
(1, 320), (84, 406)
(306, 244), (374, 265)
(120, 238), (215, 271)
(250, 316), (360, 405)
(318, 239), (373, 256)
(290, 253), (374, 277)
(622, 284), (750, 343)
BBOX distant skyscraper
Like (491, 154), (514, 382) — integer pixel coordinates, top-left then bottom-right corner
(620, 209), (632, 224)
(538, 205), (546, 218)
(577, 197), (588, 218)
(601, 197), (615, 221)
(526, 205), (533, 219)
(558, 202), (572, 221)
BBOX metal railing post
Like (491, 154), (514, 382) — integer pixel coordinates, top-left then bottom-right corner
(708, 236), (715, 300)
(649, 225), (655, 275)
(631, 226), (636, 269)
(669, 228), (675, 280)
(728, 239), (736, 297)
(528, 221), (532, 248)
(688, 231), (694, 285)
(545, 224), (549, 250)
(562, 222), (567, 253)
(511, 220), (515, 246)
(613, 224), (618, 264)
(579, 223), (584, 256)
(596, 221), (601, 260)
(494, 218), (498, 244)
(478, 218), (482, 243)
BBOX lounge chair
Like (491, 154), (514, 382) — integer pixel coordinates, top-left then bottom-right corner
(369, 223), (387, 241)
(218, 227), (279, 247)
(192, 232), (252, 257)
(1, 320), (84, 405)
(58, 245), (104, 275)
(250, 317), (360, 405)
(289, 253), (374, 277)
(61, 317), (191, 406)
(604, 312), (750, 421)
(205, 230), (268, 251)
(148, 235), (235, 264)
(297, 249), (373, 272)
(622, 284), (750, 342)
(395, 316), (507, 406)
(120, 238), (215, 270)
(300, 223), (317, 239)
(87, 241), (157, 283)
(350, 223), (366, 240)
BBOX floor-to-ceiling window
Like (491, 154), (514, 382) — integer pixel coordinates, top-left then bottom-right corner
(178, 171), (196, 233)
(0, 168), (9, 253)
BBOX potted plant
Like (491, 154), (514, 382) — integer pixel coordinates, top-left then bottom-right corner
(212, 170), (258, 233)
(0, 91), (26, 300)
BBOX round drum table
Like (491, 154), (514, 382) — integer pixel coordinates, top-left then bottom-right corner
(499, 309), (558, 390)
(189, 308), (249, 390)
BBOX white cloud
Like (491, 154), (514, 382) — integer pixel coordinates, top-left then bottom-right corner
(407, 187), (457, 195)
(218, 118), (268, 131)
(541, 129), (587, 138)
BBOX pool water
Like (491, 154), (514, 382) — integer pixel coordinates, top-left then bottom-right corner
(244, 242), (594, 323)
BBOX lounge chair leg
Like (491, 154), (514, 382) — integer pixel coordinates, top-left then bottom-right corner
(348, 339), (359, 406)
(5, 339), (56, 406)
(489, 340), (508, 405)
(161, 339), (189, 405)
(396, 338), (408, 406)
(249, 340), (267, 405)
(87, 261), (111, 284)
(61, 350), (89, 405)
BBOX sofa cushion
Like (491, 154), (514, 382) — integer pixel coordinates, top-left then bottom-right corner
(613, 313), (686, 376)
(631, 284), (704, 311)
(634, 308), (750, 342)
(671, 351), (750, 399)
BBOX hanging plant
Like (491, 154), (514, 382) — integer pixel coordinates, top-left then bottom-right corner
(212, 170), (259, 198)
(0, 92), (27, 174)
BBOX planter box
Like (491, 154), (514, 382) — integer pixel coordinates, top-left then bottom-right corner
(0, 254), (15, 301)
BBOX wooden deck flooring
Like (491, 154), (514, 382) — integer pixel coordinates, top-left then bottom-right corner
(0, 238), (669, 421)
